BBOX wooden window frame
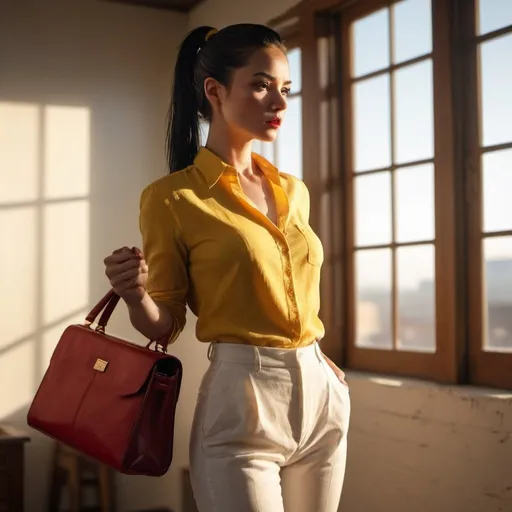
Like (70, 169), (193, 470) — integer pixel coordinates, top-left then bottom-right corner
(273, 0), (512, 389)
(339, 0), (458, 384)
(457, 0), (512, 389)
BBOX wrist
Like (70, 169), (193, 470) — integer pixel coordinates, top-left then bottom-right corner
(124, 289), (149, 309)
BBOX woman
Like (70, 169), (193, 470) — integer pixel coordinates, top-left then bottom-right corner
(104, 24), (350, 512)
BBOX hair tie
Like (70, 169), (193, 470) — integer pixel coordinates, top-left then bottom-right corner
(205, 28), (218, 42)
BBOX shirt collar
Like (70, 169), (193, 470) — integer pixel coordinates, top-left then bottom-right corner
(194, 147), (281, 189)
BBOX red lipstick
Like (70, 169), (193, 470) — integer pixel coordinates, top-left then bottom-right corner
(266, 117), (282, 128)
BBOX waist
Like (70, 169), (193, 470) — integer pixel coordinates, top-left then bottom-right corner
(207, 340), (324, 369)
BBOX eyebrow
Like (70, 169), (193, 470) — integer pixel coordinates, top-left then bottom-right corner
(252, 72), (292, 86)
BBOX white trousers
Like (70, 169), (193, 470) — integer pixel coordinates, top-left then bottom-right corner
(189, 341), (351, 512)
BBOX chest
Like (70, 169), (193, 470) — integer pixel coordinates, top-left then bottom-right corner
(238, 175), (277, 225)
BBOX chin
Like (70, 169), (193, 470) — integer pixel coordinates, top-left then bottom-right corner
(257, 129), (279, 143)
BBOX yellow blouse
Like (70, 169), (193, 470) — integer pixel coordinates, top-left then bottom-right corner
(139, 147), (325, 348)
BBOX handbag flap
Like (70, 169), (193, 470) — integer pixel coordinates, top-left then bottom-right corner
(50, 325), (175, 397)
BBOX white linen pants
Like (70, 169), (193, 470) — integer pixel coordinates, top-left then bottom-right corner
(189, 341), (351, 512)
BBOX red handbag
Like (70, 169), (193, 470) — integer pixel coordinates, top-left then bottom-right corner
(27, 289), (183, 476)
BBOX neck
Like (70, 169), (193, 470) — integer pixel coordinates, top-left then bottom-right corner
(205, 120), (256, 177)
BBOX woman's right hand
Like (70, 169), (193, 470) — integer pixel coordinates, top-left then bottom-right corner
(103, 246), (148, 305)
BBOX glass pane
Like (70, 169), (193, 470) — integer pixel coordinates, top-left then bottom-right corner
(483, 237), (512, 351)
(395, 164), (435, 242)
(353, 8), (389, 77)
(277, 97), (302, 178)
(397, 245), (436, 352)
(355, 172), (392, 247)
(253, 140), (275, 163)
(393, 0), (432, 64)
(354, 75), (391, 171)
(483, 149), (512, 233)
(356, 249), (393, 349)
(478, 0), (512, 35)
(480, 34), (512, 147)
(394, 60), (434, 164)
(287, 47), (302, 92)
(199, 120), (209, 146)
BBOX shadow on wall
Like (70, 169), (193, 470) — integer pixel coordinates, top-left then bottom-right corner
(0, 1), (202, 511)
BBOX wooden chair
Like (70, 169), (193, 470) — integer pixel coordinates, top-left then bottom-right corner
(47, 442), (115, 512)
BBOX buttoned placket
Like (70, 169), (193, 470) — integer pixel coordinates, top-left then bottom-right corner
(222, 168), (302, 344)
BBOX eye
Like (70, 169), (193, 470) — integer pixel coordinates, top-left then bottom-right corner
(282, 87), (291, 96)
(255, 82), (269, 91)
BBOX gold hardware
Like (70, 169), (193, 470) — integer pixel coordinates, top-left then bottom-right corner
(93, 358), (108, 372)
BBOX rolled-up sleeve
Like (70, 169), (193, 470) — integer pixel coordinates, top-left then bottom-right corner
(139, 183), (188, 344)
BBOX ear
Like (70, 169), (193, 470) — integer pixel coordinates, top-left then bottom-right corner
(204, 77), (226, 114)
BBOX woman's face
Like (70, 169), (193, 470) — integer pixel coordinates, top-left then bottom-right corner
(209, 46), (291, 142)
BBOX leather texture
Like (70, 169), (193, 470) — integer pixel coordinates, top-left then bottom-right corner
(27, 289), (182, 476)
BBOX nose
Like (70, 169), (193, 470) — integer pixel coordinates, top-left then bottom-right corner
(271, 90), (287, 112)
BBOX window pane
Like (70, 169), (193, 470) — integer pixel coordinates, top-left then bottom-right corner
(355, 172), (392, 247)
(397, 245), (436, 352)
(394, 60), (434, 164)
(478, 0), (512, 35)
(480, 34), (512, 147)
(392, 0), (432, 64)
(353, 8), (389, 77)
(483, 237), (512, 351)
(354, 76), (391, 171)
(277, 96), (302, 179)
(395, 164), (435, 242)
(356, 249), (392, 349)
(253, 140), (275, 163)
(483, 149), (512, 233)
(287, 47), (301, 92)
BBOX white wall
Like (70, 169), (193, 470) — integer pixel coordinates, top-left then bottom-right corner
(188, 0), (299, 29)
(0, 0), (188, 510)
(342, 373), (512, 512)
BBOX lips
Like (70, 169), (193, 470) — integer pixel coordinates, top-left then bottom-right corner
(266, 118), (282, 128)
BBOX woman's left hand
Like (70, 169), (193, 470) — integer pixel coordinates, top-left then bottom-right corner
(322, 354), (349, 389)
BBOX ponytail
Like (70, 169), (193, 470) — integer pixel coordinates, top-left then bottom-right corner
(166, 26), (215, 173)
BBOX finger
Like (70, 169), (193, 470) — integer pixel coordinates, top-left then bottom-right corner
(116, 277), (145, 294)
(105, 251), (141, 267)
(113, 246), (131, 254)
(110, 268), (141, 286)
(132, 246), (144, 258)
(105, 258), (141, 279)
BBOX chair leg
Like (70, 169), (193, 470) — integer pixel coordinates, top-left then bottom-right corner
(98, 464), (114, 512)
(66, 455), (81, 512)
(47, 443), (62, 512)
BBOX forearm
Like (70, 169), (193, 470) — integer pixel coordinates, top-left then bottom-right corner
(126, 292), (175, 342)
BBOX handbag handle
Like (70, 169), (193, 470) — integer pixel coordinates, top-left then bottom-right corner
(85, 289), (168, 352)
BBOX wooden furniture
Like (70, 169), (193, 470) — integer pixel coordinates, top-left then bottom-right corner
(48, 442), (115, 512)
(0, 424), (30, 512)
(181, 469), (198, 512)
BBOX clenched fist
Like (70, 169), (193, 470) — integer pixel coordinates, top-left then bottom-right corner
(104, 246), (148, 305)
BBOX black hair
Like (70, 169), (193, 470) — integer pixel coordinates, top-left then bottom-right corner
(166, 24), (286, 173)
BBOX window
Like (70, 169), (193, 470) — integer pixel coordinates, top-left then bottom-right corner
(298, 0), (512, 388)
(463, 0), (512, 387)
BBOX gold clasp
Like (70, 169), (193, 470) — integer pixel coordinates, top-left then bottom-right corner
(93, 358), (108, 372)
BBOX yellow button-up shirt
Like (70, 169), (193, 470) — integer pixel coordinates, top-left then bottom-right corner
(139, 147), (325, 348)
